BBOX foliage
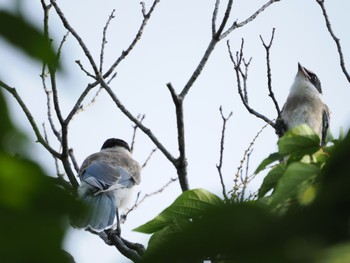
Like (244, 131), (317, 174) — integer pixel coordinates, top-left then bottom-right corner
(136, 124), (350, 263)
(0, 10), (81, 263)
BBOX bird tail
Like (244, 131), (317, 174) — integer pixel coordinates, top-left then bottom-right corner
(73, 188), (116, 232)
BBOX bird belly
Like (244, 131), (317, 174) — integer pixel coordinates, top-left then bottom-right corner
(282, 103), (323, 138)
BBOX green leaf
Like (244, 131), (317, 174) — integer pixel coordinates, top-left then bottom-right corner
(134, 188), (223, 234)
(0, 11), (58, 67)
(258, 162), (286, 198)
(278, 124), (320, 159)
(255, 152), (281, 174)
(269, 162), (320, 208)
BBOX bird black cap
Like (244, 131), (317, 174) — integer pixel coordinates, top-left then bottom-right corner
(101, 138), (131, 152)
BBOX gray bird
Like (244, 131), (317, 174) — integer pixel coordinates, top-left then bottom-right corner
(76, 138), (141, 234)
(276, 63), (330, 146)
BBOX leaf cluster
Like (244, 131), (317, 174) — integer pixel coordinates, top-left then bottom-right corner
(135, 124), (350, 263)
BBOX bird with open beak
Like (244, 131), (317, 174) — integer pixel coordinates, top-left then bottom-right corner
(276, 63), (330, 146)
(75, 138), (141, 236)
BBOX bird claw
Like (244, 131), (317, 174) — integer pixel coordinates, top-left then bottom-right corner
(275, 118), (287, 138)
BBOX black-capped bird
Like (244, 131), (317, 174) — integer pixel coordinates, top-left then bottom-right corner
(75, 138), (141, 235)
(276, 63), (330, 146)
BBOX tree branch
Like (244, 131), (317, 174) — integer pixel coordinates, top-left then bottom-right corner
(166, 83), (189, 192)
(100, 9), (116, 73)
(99, 78), (177, 165)
(216, 106), (233, 201)
(220, 0), (280, 39)
(259, 28), (281, 117)
(50, 0), (100, 76)
(102, 0), (160, 80)
(315, 0), (350, 83)
(227, 39), (275, 128)
(0, 81), (61, 159)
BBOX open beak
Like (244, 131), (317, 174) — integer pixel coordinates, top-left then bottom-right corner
(298, 62), (310, 79)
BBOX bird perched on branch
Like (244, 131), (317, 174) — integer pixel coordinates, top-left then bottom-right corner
(276, 63), (330, 145)
(75, 138), (141, 235)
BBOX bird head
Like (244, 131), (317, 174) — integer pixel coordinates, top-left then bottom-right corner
(101, 138), (131, 152)
(296, 63), (322, 94)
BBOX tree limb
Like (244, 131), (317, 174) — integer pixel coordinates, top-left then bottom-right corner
(315, 0), (350, 83)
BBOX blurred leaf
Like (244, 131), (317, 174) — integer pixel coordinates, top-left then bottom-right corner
(255, 152), (281, 174)
(140, 203), (287, 263)
(0, 153), (83, 263)
(134, 188), (223, 234)
(0, 10), (59, 67)
(278, 124), (320, 159)
(258, 162), (286, 198)
(318, 242), (350, 263)
(268, 162), (320, 209)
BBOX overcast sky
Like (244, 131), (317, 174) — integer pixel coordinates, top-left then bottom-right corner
(1, 0), (350, 262)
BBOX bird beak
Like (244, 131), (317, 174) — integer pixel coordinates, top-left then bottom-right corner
(297, 62), (310, 79)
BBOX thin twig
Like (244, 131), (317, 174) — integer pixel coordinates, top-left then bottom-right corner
(43, 123), (63, 177)
(260, 28), (281, 117)
(124, 177), (178, 219)
(216, 106), (233, 201)
(75, 60), (96, 79)
(68, 148), (80, 174)
(100, 78), (177, 165)
(316, 0), (350, 83)
(103, 0), (160, 80)
(230, 123), (268, 200)
(227, 39), (275, 128)
(142, 148), (157, 169)
(211, 0), (220, 37)
(100, 9), (116, 73)
(130, 114), (146, 153)
(50, 0), (100, 76)
(220, 0), (280, 40)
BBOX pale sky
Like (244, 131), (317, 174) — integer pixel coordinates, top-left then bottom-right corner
(1, 0), (350, 262)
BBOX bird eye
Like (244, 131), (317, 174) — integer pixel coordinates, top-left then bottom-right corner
(310, 74), (317, 82)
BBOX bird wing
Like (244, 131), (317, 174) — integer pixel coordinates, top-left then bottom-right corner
(81, 161), (137, 193)
(321, 109), (330, 146)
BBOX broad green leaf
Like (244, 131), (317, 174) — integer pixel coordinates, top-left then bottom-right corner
(319, 242), (350, 263)
(255, 152), (281, 174)
(278, 124), (320, 159)
(0, 11), (58, 67)
(258, 162), (286, 198)
(134, 188), (223, 234)
(269, 162), (320, 208)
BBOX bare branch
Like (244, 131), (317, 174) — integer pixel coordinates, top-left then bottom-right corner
(100, 9), (116, 73)
(68, 148), (80, 174)
(50, 0), (100, 76)
(214, 0), (233, 39)
(227, 39), (275, 128)
(103, 0), (160, 80)
(220, 0), (280, 40)
(216, 106), (233, 201)
(142, 148), (157, 169)
(211, 0), (220, 36)
(99, 78), (177, 165)
(316, 0), (350, 83)
(41, 67), (62, 143)
(43, 123), (63, 177)
(0, 81), (61, 159)
(259, 28), (281, 117)
(75, 60), (96, 79)
(65, 82), (97, 124)
(130, 114), (146, 153)
(230, 123), (268, 201)
(180, 0), (279, 99)
(124, 177), (178, 219)
(166, 83), (189, 192)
